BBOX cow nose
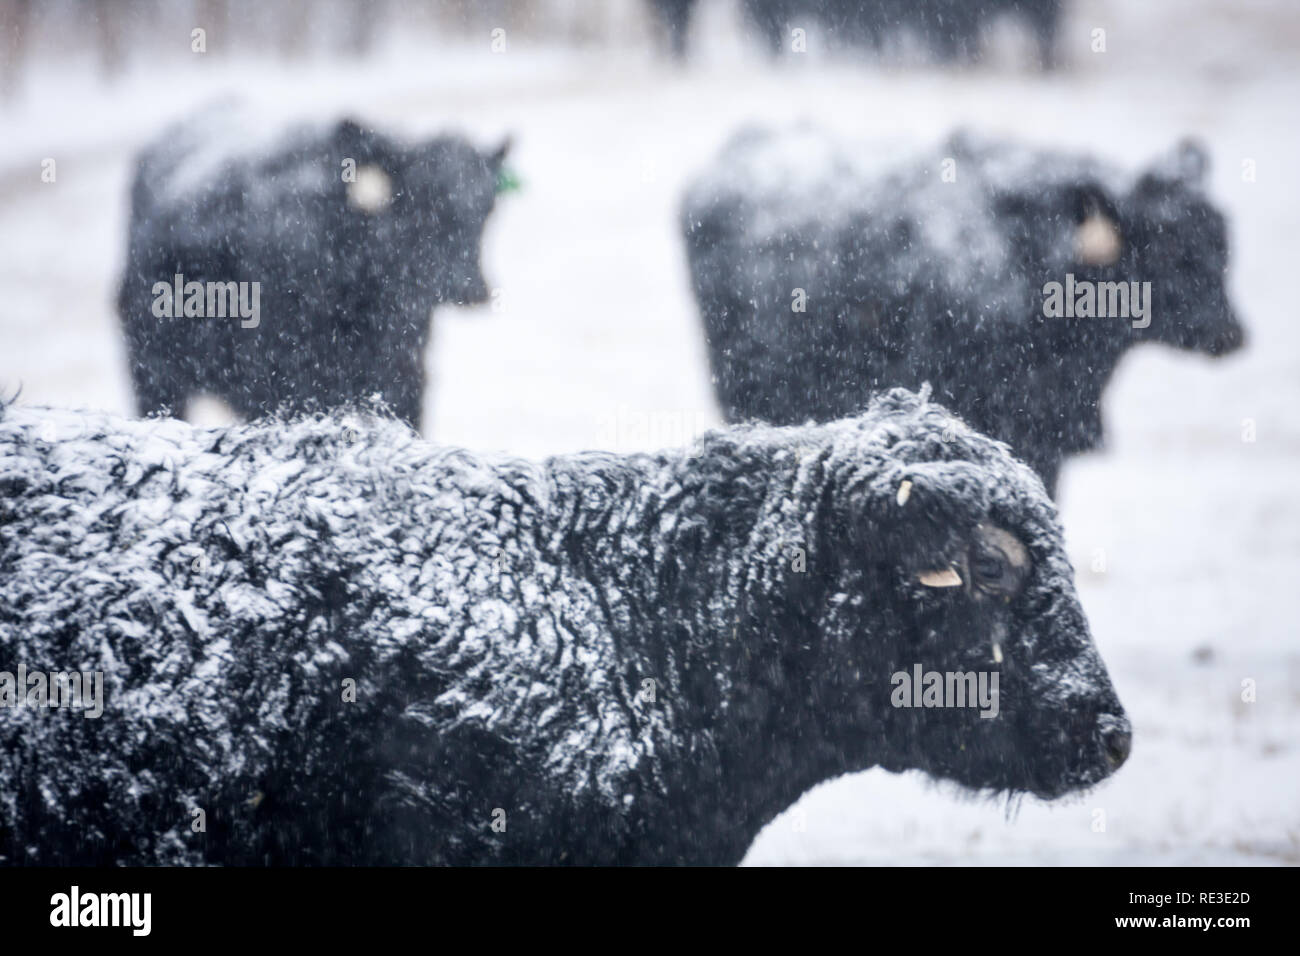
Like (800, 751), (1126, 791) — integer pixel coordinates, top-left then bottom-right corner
(457, 275), (490, 306)
(1207, 317), (1244, 356)
(1103, 726), (1132, 769)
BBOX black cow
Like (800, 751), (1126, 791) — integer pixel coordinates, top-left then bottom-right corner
(650, 0), (1063, 68)
(0, 390), (1128, 864)
(117, 103), (510, 430)
(682, 128), (1245, 496)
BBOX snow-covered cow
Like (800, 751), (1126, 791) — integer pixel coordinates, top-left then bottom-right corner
(682, 128), (1245, 496)
(0, 389), (1129, 864)
(117, 103), (510, 431)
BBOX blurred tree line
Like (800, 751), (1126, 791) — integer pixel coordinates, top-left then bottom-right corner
(1, 0), (652, 98)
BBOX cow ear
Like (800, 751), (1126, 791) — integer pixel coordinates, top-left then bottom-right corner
(489, 137), (520, 195)
(1172, 137), (1209, 186)
(1139, 139), (1209, 194)
(1067, 183), (1124, 265)
(834, 459), (991, 578)
(487, 136), (512, 170)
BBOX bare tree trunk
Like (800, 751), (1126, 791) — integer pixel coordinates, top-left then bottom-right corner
(343, 0), (386, 58)
(97, 0), (129, 79)
(572, 0), (610, 47)
(277, 0), (311, 59)
(0, 0), (32, 100)
(196, 0), (229, 57)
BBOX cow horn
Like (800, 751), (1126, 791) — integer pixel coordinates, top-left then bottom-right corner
(918, 567), (963, 588)
(896, 480), (913, 506)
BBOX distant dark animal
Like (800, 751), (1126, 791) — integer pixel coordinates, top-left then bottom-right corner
(682, 128), (1245, 496)
(0, 390), (1129, 865)
(650, 0), (1062, 67)
(650, 0), (697, 59)
(117, 103), (510, 430)
(868, 0), (1064, 67)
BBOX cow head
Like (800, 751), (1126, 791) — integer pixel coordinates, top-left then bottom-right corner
(1123, 139), (1245, 356)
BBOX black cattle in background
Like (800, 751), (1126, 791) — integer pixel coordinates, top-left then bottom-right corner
(117, 103), (510, 430)
(682, 128), (1245, 497)
(650, 0), (698, 59)
(649, 0), (1063, 68)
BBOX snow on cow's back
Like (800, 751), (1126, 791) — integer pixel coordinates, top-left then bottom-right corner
(134, 99), (338, 213)
(684, 125), (1010, 304)
(686, 125), (862, 233)
(684, 126), (1147, 328)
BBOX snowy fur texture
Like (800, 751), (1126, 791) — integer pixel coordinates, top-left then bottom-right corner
(117, 102), (509, 430)
(682, 128), (1245, 496)
(0, 389), (1127, 865)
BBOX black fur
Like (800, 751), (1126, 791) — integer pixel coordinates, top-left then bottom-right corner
(117, 103), (508, 430)
(0, 390), (1127, 865)
(682, 129), (1244, 496)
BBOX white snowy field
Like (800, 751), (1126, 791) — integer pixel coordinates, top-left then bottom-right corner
(1, 0), (1297, 865)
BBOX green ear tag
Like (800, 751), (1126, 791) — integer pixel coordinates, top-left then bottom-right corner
(495, 165), (522, 195)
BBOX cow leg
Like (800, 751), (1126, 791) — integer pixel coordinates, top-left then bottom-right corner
(129, 364), (189, 420)
(122, 319), (191, 419)
(386, 365), (425, 432)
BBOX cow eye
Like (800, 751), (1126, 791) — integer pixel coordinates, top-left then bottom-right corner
(971, 548), (1008, 589)
(969, 522), (1031, 598)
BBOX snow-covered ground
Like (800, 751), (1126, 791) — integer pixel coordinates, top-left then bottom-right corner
(1, 0), (1297, 864)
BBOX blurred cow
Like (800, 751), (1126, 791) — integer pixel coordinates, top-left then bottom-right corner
(682, 128), (1245, 496)
(650, 0), (1062, 67)
(118, 103), (510, 430)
